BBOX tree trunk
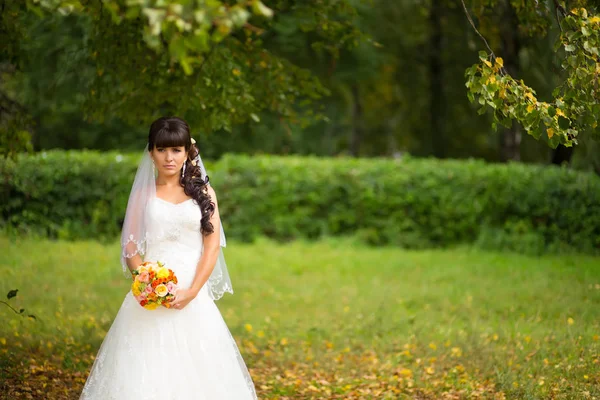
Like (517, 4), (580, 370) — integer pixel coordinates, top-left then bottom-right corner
(499, 1), (522, 161)
(501, 120), (522, 162)
(350, 84), (363, 157)
(324, 119), (336, 156)
(429, 0), (445, 158)
(551, 145), (574, 165)
(387, 114), (400, 158)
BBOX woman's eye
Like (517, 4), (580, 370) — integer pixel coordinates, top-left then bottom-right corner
(157, 148), (165, 152)
(173, 149), (182, 152)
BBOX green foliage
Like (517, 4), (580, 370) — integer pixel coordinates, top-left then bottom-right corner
(216, 154), (600, 253)
(464, 2), (600, 148)
(0, 151), (139, 239)
(3, 0), (599, 165)
(465, 54), (576, 147)
(1, 0), (363, 155)
(29, 0), (276, 73)
(2, 151), (599, 253)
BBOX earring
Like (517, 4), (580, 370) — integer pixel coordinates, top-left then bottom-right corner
(182, 161), (186, 177)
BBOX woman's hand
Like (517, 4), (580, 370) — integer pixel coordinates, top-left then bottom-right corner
(170, 288), (197, 310)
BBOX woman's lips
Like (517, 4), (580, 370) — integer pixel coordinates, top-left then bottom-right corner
(164, 165), (176, 169)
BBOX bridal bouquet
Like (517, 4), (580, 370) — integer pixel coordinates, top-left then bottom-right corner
(131, 261), (178, 310)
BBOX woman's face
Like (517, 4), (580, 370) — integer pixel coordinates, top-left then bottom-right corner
(150, 146), (187, 178)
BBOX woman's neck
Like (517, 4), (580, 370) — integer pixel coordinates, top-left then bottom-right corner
(156, 173), (181, 187)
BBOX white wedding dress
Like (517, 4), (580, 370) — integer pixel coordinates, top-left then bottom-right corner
(80, 197), (257, 400)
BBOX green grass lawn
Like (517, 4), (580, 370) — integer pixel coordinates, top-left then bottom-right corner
(0, 236), (599, 399)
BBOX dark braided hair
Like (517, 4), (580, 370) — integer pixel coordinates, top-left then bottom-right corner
(148, 116), (215, 235)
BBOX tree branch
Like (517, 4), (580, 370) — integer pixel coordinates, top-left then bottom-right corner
(243, 22), (265, 35)
(0, 300), (22, 315)
(460, 0), (507, 75)
(552, 0), (568, 17)
(555, 5), (563, 32)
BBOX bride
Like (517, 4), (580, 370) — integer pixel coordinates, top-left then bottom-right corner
(80, 117), (257, 399)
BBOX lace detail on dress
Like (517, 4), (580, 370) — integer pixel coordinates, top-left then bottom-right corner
(206, 250), (234, 300)
(227, 326), (258, 398)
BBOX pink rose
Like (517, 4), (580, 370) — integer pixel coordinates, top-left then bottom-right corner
(135, 294), (145, 302)
(166, 282), (177, 293)
(145, 285), (153, 294)
(138, 271), (150, 283)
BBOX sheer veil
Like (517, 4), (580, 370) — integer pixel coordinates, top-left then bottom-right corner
(120, 145), (233, 301)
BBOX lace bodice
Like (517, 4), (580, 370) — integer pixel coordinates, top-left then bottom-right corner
(146, 197), (203, 250)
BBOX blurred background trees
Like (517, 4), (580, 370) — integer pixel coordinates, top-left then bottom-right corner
(1, 0), (598, 172)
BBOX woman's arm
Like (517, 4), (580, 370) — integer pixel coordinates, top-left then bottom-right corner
(122, 189), (145, 276)
(126, 254), (143, 275)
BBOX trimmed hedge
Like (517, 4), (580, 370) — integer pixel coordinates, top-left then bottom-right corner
(2, 151), (600, 253)
(215, 155), (600, 253)
(1, 151), (139, 240)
